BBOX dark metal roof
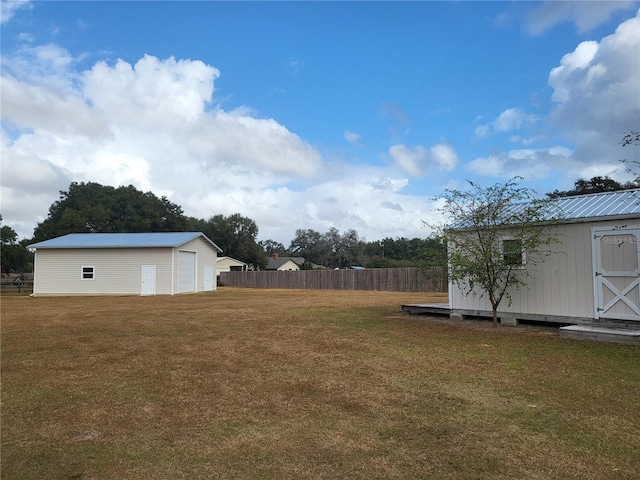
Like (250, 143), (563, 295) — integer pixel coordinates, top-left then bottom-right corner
(28, 232), (222, 252)
(266, 256), (305, 270)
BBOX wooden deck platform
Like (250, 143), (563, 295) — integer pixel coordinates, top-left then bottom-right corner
(401, 303), (640, 344)
(401, 303), (450, 316)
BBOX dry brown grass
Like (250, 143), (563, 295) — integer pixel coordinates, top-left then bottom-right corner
(2, 288), (639, 479)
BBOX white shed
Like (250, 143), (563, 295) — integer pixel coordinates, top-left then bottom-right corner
(28, 232), (222, 296)
(448, 189), (640, 325)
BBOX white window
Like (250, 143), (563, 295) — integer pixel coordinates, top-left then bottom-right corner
(502, 239), (525, 267)
(81, 266), (95, 280)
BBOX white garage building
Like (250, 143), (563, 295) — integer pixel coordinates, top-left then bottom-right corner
(28, 232), (222, 296)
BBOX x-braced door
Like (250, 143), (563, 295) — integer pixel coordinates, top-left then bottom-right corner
(592, 227), (640, 321)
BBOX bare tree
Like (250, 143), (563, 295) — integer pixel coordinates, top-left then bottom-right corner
(620, 130), (640, 182)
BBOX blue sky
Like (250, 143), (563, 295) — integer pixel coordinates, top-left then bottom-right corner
(2, 1), (639, 244)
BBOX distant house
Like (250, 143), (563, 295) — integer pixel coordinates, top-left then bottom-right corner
(28, 232), (222, 296)
(266, 254), (305, 271)
(448, 189), (640, 325)
(216, 256), (247, 277)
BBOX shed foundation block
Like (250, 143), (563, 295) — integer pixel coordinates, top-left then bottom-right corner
(450, 313), (464, 321)
(501, 317), (519, 327)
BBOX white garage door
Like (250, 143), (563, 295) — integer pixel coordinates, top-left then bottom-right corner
(178, 251), (196, 293)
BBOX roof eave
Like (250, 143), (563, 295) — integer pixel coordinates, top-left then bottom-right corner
(554, 213), (640, 225)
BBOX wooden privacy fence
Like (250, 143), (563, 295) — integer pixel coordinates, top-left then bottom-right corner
(220, 267), (447, 293)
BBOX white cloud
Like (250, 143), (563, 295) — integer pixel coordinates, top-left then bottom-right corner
(547, 9), (640, 175)
(243, 171), (441, 243)
(475, 107), (537, 139)
(17, 32), (34, 42)
(1, 47), (440, 243)
(0, 51), (329, 239)
(389, 144), (427, 177)
(1, 74), (110, 138)
(343, 130), (361, 143)
(477, 9), (640, 188)
(4, 43), (80, 83)
(389, 143), (458, 177)
(468, 147), (573, 180)
(548, 41), (599, 102)
(494, 108), (532, 132)
(0, 0), (31, 24)
(429, 144), (458, 171)
(83, 55), (217, 125)
(524, 1), (638, 35)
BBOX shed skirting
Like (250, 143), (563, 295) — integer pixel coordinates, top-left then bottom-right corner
(401, 303), (640, 328)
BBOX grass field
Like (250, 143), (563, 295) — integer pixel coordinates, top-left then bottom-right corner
(2, 288), (639, 479)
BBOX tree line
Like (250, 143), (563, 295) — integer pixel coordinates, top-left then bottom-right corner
(265, 227), (446, 270)
(0, 182), (446, 273)
(2, 170), (638, 275)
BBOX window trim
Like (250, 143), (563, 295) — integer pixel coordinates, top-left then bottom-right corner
(501, 238), (526, 268)
(81, 265), (95, 280)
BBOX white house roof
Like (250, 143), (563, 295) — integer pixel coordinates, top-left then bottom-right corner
(28, 232), (222, 252)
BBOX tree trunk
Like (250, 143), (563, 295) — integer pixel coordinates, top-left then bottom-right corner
(492, 306), (498, 328)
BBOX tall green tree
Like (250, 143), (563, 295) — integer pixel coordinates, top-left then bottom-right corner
(289, 229), (331, 266)
(546, 176), (636, 198)
(414, 235), (448, 267)
(1, 216), (30, 273)
(332, 228), (365, 268)
(361, 236), (446, 268)
(260, 239), (288, 256)
(289, 228), (366, 268)
(435, 178), (561, 327)
(32, 182), (188, 242)
(189, 214), (267, 270)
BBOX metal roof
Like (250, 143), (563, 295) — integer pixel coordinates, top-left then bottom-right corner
(28, 232), (222, 252)
(550, 188), (640, 220)
(449, 188), (640, 230)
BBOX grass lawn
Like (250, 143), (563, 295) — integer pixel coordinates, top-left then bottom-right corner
(2, 288), (639, 479)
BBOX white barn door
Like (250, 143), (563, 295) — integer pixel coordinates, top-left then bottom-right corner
(592, 227), (640, 321)
(178, 251), (196, 293)
(141, 265), (156, 295)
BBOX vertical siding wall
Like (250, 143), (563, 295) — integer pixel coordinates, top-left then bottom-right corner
(449, 220), (631, 319)
(220, 267), (447, 292)
(34, 248), (173, 296)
